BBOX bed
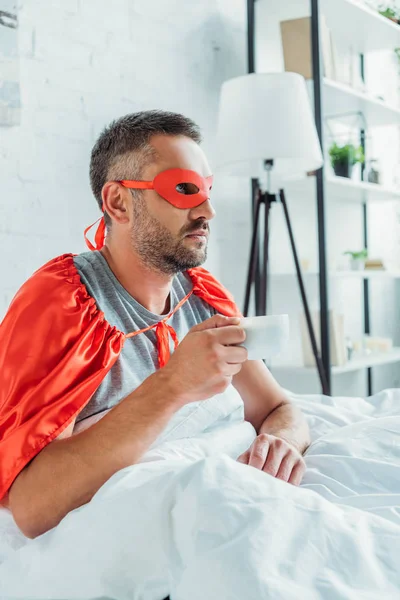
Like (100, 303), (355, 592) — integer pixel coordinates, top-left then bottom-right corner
(0, 388), (399, 599)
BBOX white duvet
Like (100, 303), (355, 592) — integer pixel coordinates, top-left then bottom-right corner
(0, 386), (399, 600)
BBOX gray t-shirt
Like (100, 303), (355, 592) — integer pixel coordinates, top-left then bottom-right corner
(73, 251), (216, 423)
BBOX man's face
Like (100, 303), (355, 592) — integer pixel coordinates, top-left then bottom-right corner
(130, 134), (215, 275)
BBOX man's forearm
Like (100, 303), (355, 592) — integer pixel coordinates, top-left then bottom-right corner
(9, 370), (182, 539)
(259, 402), (310, 455)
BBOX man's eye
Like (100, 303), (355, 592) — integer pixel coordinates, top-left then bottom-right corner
(176, 183), (200, 195)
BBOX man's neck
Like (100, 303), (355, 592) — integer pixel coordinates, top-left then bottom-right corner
(100, 243), (174, 316)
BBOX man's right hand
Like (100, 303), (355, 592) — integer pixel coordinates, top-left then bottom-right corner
(162, 314), (248, 405)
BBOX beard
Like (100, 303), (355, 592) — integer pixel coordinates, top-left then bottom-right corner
(131, 198), (209, 275)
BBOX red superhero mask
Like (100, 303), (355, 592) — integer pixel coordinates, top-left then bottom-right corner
(84, 169), (213, 251)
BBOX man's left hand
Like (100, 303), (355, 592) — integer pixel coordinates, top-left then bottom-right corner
(237, 433), (306, 486)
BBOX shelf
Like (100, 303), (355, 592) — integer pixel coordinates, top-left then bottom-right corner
(284, 174), (400, 204)
(321, 0), (400, 53)
(321, 78), (400, 127)
(271, 270), (400, 280)
(332, 270), (400, 280)
(272, 347), (400, 376)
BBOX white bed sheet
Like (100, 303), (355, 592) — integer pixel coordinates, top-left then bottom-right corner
(0, 388), (399, 599)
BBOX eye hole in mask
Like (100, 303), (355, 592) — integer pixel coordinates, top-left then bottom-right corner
(176, 182), (200, 195)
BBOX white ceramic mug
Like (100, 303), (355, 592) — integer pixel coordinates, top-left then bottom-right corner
(239, 314), (289, 361)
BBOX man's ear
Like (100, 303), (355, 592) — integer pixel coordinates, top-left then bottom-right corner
(102, 181), (130, 225)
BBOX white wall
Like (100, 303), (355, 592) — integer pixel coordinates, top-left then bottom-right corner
(0, 0), (247, 318)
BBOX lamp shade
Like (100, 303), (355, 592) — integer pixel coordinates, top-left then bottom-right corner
(214, 72), (323, 179)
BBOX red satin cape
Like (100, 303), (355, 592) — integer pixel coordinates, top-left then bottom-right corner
(0, 254), (240, 500)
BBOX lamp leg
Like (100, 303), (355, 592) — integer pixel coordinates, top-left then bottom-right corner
(252, 179), (262, 317)
(243, 190), (263, 317)
(259, 193), (273, 316)
(279, 189), (329, 395)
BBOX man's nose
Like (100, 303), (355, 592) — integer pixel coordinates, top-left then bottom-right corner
(189, 198), (216, 221)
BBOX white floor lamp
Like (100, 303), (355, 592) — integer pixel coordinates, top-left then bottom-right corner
(214, 72), (329, 393)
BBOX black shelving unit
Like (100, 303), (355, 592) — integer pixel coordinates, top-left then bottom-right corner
(310, 0), (331, 394)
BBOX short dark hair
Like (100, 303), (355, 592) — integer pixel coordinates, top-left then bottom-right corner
(89, 110), (202, 225)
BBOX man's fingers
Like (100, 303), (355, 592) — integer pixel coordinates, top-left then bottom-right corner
(275, 453), (295, 483)
(248, 439), (269, 470)
(223, 362), (243, 377)
(214, 315), (241, 328)
(262, 442), (287, 477)
(288, 460), (306, 486)
(237, 451), (250, 464)
(192, 314), (241, 333)
(213, 325), (246, 346)
(237, 436), (306, 485)
(220, 345), (248, 364)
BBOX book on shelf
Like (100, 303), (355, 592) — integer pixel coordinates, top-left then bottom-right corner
(280, 15), (336, 81)
(300, 310), (347, 368)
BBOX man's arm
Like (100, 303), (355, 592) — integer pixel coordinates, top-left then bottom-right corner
(233, 360), (310, 484)
(8, 370), (181, 539)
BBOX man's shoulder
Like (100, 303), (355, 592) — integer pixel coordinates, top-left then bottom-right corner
(175, 269), (194, 290)
(185, 267), (241, 317)
(179, 266), (219, 289)
(73, 250), (100, 271)
(176, 269), (216, 301)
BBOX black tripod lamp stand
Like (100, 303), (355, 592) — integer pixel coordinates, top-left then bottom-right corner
(215, 72), (329, 394)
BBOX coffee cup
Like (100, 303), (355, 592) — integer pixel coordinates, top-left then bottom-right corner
(239, 314), (289, 361)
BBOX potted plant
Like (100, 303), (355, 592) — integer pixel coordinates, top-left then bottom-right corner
(329, 142), (364, 179)
(378, 6), (400, 23)
(344, 249), (368, 271)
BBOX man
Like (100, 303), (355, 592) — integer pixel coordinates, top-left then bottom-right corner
(0, 110), (310, 540)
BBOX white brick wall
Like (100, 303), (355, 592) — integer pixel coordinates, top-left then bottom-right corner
(0, 0), (247, 318)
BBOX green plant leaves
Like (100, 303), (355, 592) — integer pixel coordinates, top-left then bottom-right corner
(344, 249), (368, 260)
(329, 142), (365, 167)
